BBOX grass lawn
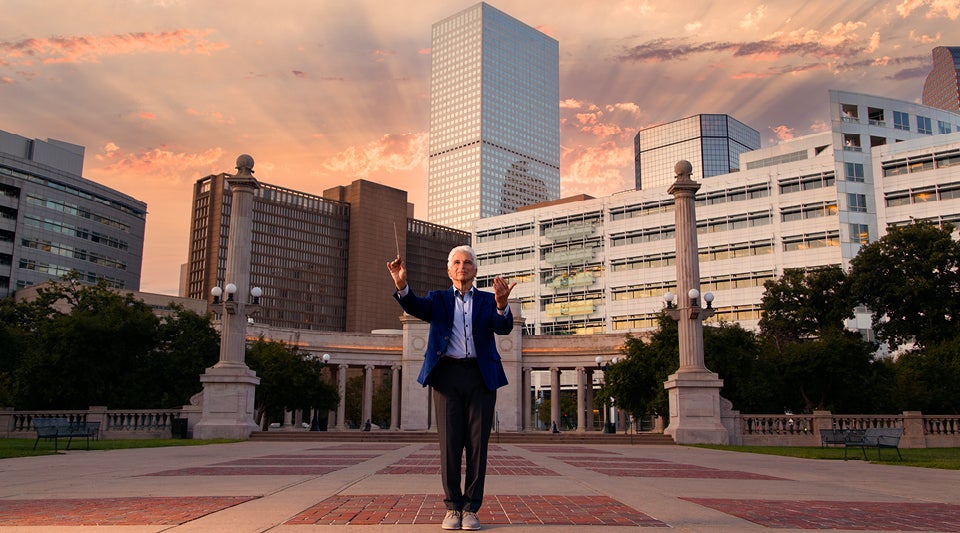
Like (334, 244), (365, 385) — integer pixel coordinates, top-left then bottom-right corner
(0, 438), (240, 460)
(694, 444), (960, 470)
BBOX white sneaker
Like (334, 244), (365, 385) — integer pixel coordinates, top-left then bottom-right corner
(461, 511), (481, 530)
(441, 510), (462, 530)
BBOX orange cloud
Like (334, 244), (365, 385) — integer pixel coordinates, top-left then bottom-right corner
(560, 98), (584, 109)
(909, 30), (942, 42)
(93, 142), (225, 184)
(897, 0), (960, 19)
(770, 125), (795, 142)
(739, 5), (767, 31)
(0, 29), (226, 66)
(561, 141), (632, 195)
(321, 132), (428, 177)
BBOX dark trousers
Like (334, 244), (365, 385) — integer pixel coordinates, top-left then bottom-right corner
(431, 357), (497, 513)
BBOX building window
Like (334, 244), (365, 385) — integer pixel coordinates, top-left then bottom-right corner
(845, 162), (864, 182)
(850, 223), (869, 245)
(938, 121), (953, 134)
(893, 111), (910, 131)
(847, 193), (867, 213)
(917, 115), (932, 135)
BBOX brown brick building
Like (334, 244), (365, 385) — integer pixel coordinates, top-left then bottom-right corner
(185, 176), (467, 333)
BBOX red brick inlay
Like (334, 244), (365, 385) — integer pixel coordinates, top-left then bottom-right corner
(686, 498), (960, 531)
(216, 456), (371, 466)
(145, 466), (341, 476)
(556, 456), (785, 480)
(287, 494), (667, 527)
(315, 443), (407, 451)
(378, 454), (560, 476)
(0, 496), (256, 526)
(518, 445), (621, 454)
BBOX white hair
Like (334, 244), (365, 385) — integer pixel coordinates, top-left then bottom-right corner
(447, 245), (476, 268)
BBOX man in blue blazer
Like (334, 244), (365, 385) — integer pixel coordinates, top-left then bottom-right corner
(387, 245), (515, 531)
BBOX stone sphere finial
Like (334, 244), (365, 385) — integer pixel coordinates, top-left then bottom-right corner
(674, 160), (693, 179)
(236, 154), (255, 175)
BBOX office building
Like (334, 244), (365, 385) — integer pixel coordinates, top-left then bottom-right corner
(185, 176), (467, 332)
(922, 46), (960, 114)
(473, 91), (960, 336)
(0, 130), (146, 298)
(427, 2), (560, 230)
(634, 114), (760, 191)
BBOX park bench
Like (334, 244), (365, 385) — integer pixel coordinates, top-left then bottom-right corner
(819, 429), (848, 447)
(843, 427), (903, 461)
(32, 417), (100, 451)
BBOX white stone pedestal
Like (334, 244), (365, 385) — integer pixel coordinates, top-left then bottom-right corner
(663, 369), (729, 444)
(192, 365), (260, 440)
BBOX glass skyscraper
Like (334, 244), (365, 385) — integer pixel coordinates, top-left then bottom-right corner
(634, 114), (760, 192)
(427, 2), (560, 231)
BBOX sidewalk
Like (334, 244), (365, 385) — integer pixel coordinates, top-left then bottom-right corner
(1, 439), (959, 532)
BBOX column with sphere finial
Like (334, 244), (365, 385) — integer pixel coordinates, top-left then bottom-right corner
(193, 155), (262, 440)
(662, 160), (730, 445)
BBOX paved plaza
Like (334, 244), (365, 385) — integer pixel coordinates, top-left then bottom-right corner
(1, 439), (959, 532)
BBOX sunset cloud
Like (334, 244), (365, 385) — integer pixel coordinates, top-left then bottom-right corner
(93, 142), (225, 184)
(0, 29), (227, 66)
(897, 0), (960, 19)
(185, 108), (235, 125)
(561, 141), (632, 195)
(770, 124), (794, 142)
(739, 5), (766, 31)
(321, 133), (428, 177)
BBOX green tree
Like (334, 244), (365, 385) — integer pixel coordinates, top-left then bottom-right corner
(13, 279), (160, 409)
(848, 221), (960, 350)
(142, 306), (221, 408)
(597, 316), (678, 421)
(703, 322), (774, 413)
(245, 338), (339, 430)
(758, 266), (853, 347)
(891, 336), (960, 413)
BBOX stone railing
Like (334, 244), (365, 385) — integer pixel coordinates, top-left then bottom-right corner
(1, 406), (185, 440)
(728, 410), (960, 448)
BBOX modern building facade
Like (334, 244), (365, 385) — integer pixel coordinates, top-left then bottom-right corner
(185, 176), (467, 333)
(472, 91), (960, 336)
(922, 46), (960, 114)
(634, 114), (761, 191)
(0, 130), (146, 298)
(427, 2), (560, 230)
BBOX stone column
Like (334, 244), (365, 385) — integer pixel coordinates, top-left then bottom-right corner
(336, 364), (348, 430)
(663, 160), (728, 445)
(194, 155), (261, 440)
(362, 365), (374, 428)
(585, 369), (595, 431)
(522, 367), (532, 431)
(576, 367), (586, 432)
(550, 367), (561, 431)
(390, 365), (401, 430)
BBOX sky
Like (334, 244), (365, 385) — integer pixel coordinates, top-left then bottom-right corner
(1, 0), (958, 295)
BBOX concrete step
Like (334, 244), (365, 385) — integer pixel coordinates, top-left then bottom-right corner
(249, 430), (675, 445)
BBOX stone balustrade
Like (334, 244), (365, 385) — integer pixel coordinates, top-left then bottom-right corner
(3, 406), (960, 447)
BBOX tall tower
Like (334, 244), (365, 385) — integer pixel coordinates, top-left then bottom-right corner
(922, 46), (960, 113)
(634, 114), (760, 191)
(427, 2), (560, 231)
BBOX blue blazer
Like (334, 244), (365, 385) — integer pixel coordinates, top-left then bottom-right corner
(395, 287), (512, 391)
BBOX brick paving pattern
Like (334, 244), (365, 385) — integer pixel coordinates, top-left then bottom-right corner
(0, 496), (257, 526)
(286, 494), (668, 527)
(686, 498), (960, 531)
(555, 455), (787, 480)
(517, 445), (621, 455)
(144, 453), (373, 476)
(378, 453), (560, 475)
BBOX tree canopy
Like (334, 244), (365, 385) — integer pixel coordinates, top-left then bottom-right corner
(848, 221), (960, 350)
